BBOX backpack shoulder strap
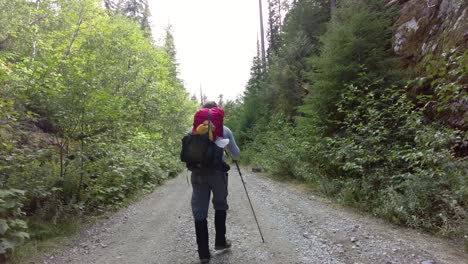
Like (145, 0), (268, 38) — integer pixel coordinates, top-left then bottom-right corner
(207, 109), (212, 139)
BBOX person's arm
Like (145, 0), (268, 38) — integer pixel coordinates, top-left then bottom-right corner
(224, 127), (240, 160)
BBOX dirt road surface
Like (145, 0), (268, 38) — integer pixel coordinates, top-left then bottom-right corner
(35, 170), (467, 264)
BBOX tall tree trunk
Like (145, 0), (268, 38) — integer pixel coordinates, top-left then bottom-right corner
(55, 134), (66, 179)
(200, 85), (204, 106)
(258, 0), (267, 76)
(330, 0), (337, 15)
(59, 140), (64, 178)
(30, 0), (41, 60)
(278, 0), (282, 30)
(78, 138), (84, 201)
(64, 3), (85, 58)
(78, 110), (85, 201)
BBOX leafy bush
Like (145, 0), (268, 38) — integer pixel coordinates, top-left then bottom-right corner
(0, 189), (29, 255)
(327, 75), (467, 234)
(0, 0), (193, 259)
(245, 73), (466, 235)
(243, 116), (316, 181)
(82, 134), (177, 212)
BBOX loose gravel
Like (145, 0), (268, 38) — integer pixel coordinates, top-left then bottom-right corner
(30, 169), (467, 264)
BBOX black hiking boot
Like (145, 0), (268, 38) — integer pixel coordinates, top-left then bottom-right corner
(214, 210), (232, 250)
(195, 219), (211, 263)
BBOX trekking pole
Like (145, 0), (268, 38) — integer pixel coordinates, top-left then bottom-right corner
(233, 160), (265, 243)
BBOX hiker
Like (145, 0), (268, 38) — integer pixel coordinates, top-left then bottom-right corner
(181, 101), (240, 263)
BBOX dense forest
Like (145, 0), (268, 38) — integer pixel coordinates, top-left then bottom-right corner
(225, 0), (467, 239)
(0, 0), (194, 259)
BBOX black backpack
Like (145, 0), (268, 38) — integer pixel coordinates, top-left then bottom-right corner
(180, 110), (224, 171)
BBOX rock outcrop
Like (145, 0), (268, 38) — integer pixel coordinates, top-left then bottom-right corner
(390, 0), (467, 69)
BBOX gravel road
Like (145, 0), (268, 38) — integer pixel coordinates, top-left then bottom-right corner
(35, 169), (467, 264)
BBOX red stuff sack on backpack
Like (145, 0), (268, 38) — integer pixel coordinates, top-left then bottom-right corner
(192, 107), (224, 140)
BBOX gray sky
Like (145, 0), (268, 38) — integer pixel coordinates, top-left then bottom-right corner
(148, 0), (267, 101)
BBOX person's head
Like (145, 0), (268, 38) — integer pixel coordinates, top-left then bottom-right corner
(203, 101), (218, 109)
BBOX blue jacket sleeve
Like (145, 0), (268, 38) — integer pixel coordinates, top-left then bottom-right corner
(223, 126), (240, 160)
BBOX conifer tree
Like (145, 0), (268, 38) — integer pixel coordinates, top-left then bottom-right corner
(164, 25), (178, 79)
(238, 41), (265, 143)
(300, 0), (397, 134)
(104, 0), (152, 38)
(267, 0), (282, 58)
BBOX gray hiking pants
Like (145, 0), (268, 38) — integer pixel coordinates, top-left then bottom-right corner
(191, 170), (229, 221)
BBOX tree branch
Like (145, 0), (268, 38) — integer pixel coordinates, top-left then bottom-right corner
(64, 2), (85, 58)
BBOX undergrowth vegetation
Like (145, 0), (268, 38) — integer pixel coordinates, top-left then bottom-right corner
(226, 0), (467, 238)
(0, 0), (194, 260)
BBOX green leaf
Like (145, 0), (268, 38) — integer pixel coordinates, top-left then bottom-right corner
(9, 219), (27, 229)
(1, 238), (16, 251)
(0, 219), (9, 235)
(12, 231), (29, 240)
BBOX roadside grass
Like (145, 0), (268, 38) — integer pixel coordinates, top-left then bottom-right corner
(249, 166), (468, 253)
(9, 179), (173, 263)
(10, 219), (84, 263)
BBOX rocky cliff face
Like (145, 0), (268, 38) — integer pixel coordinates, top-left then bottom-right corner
(390, 0), (467, 69)
(388, 0), (467, 132)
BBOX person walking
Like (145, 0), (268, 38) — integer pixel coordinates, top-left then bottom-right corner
(182, 101), (240, 263)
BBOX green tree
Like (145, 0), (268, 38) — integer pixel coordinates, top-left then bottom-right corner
(104, 0), (152, 38)
(267, 0), (282, 58)
(164, 25), (179, 80)
(0, 0), (194, 258)
(237, 45), (265, 144)
(232, 0), (330, 144)
(300, 0), (398, 134)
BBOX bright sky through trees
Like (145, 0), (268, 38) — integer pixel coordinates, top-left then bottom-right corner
(148, 0), (266, 101)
